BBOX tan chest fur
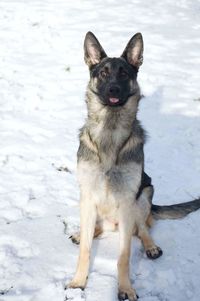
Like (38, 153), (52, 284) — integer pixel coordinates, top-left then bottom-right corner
(77, 160), (142, 222)
(77, 95), (143, 223)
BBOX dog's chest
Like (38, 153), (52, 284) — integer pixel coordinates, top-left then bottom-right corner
(77, 160), (142, 220)
(90, 120), (128, 168)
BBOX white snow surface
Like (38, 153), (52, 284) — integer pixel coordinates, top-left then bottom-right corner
(0, 0), (200, 300)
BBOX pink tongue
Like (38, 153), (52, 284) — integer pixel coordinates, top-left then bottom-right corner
(109, 97), (119, 103)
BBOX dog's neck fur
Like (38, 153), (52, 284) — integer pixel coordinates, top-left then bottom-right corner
(83, 88), (143, 168)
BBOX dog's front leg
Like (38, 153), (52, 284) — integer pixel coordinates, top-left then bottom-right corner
(68, 198), (97, 289)
(118, 201), (137, 301)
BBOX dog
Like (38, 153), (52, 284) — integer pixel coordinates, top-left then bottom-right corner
(67, 32), (200, 301)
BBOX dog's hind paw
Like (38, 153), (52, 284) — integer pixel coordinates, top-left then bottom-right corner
(118, 287), (138, 301)
(146, 246), (163, 259)
(69, 233), (80, 245)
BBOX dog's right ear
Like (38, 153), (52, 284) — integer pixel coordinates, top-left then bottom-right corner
(84, 32), (107, 68)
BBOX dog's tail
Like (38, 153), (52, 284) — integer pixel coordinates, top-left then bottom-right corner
(151, 198), (200, 220)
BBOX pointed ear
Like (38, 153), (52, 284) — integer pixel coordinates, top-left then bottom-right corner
(121, 33), (144, 68)
(84, 31), (107, 68)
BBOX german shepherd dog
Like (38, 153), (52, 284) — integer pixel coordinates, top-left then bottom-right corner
(67, 32), (200, 300)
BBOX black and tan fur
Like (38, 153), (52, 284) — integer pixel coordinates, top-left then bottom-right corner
(67, 32), (200, 301)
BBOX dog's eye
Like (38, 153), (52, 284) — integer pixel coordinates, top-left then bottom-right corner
(119, 71), (128, 79)
(100, 71), (108, 78)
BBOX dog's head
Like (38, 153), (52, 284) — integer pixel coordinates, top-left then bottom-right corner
(84, 31), (143, 107)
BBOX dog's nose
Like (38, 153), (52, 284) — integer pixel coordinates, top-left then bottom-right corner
(109, 85), (120, 95)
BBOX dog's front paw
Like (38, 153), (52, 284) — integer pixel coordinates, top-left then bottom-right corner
(146, 245), (163, 259)
(66, 282), (85, 290)
(65, 279), (85, 291)
(118, 287), (138, 301)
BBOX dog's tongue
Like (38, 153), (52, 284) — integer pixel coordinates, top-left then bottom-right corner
(109, 97), (119, 104)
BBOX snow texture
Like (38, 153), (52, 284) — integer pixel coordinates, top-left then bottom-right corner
(0, 0), (200, 300)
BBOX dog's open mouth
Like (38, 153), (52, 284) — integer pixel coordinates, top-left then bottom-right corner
(109, 97), (120, 104)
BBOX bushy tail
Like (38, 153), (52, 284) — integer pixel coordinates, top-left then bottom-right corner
(151, 198), (200, 220)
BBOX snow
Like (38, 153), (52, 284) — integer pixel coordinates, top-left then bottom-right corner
(0, 0), (200, 300)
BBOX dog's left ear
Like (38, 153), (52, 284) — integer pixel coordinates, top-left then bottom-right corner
(84, 31), (107, 68)
(121, 33), (143, 68)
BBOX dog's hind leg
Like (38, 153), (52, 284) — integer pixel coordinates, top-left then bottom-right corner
(70, 222), (103, 245)
(138, 223), (163, 259)
(136, 186), (163, 259)
(67, 195), (97, 290)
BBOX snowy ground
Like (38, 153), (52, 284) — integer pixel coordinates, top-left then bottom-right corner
(0, 0), (200, 300)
